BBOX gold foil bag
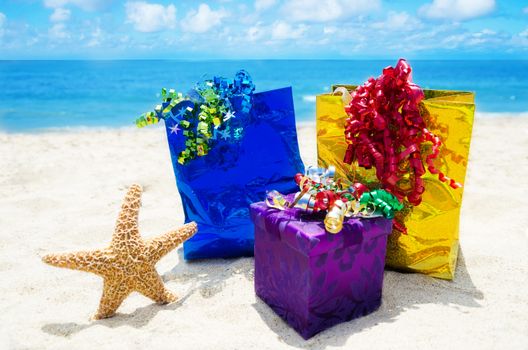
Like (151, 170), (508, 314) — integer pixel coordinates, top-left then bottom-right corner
(316, 86), (475, 279)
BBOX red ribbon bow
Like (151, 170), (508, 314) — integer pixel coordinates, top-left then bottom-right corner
(343, 59), (461, 208)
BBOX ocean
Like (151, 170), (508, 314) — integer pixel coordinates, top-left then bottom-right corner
(1, 59), (527, 132)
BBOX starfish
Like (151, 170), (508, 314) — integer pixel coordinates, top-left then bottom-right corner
(218, 128), (230, 140)
(169, 124), (180, 134)
(175, 107), (188, 118)
(223, 110), (236, 122)
(42, 184), (198, 320)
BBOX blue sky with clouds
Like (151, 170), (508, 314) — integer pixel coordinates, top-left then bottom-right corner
(0, 0), (527, 59)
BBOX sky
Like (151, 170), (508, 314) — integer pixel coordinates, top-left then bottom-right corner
(0, 0), (527, 59)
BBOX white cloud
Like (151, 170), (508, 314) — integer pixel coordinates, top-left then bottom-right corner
(86, 26), (102, 47)
(419, 0), (495, 21)
(372, 12), (422, 31)
(467, 29), (496, 45)
(246, 20), (308, 42)
(181, 4), (227, 33)
(44, 0), (69, 8)
(44, 0), (109, 11)
(523, 7), (528, 15)
(0, 12), (5, 37)
(125, 1), (176, 33)
(49, 22), (70, 39)
(281, 0), (380, 22)
(439, 28), (503, 49)
(247, 24), (264, 41)
(271, 21), (307, 40)
(255, 0), (276, 12)
(478, 28), (495, 35)
(323, 26), (337, 34)
(50, 8), (71, 22)
(511, 27), (528, 48)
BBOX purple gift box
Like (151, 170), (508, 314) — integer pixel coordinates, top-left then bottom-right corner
(250, 200), (393, 339)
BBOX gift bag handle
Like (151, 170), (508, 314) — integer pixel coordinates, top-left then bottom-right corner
(332, 87), (352, 105)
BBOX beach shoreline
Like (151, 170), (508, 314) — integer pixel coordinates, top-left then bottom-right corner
(0, 117), (527, 349)
(2, 112), (528, 134)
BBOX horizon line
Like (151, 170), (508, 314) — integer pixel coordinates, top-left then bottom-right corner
(1, 58), (527, 62)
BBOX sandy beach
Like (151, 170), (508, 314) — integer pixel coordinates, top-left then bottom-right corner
(1, 116), (527, 350)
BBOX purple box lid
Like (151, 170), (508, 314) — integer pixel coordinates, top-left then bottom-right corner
(250, 201), (392, 257)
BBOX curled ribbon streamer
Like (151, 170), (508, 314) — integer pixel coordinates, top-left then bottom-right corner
(266, 166), (403, 234)
(359, 189), (404, 220)
(343, 59), (462, 208)
(136, 70), (255, 165)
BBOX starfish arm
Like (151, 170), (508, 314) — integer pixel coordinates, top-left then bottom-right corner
(112, 184), (143, 245)
(42, 249), (113, 276)
(134, 268), (177, 304)
(145, 222), (197, 262)
(93, 278), (133, 320)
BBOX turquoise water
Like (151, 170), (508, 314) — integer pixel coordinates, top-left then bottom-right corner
(1, 60), (527, 132)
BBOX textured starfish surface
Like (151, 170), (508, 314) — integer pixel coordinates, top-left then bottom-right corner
(42, 184), (197, 319)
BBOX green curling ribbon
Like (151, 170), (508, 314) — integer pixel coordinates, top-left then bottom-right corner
(266, 166), (404, 234)
(135, 111), (158, 128)
(135, 70), (255, 165)
(359, 189), (404, 219)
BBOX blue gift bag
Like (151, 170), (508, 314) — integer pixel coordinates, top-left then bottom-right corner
(163, 85), (304, 259)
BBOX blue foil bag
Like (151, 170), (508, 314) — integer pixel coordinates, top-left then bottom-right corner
(164, 87), (305, 259)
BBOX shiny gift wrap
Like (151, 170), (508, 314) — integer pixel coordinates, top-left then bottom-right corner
(250, 200), (393, 339)
(167, 87), (304, 259)
(317, 87), (474, 279)
(266, 166), (403, 234)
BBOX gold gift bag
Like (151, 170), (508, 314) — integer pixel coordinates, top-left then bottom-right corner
(316, 86), (475, 279)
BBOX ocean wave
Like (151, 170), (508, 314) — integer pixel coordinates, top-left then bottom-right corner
(476, 112), (528, 118)
(302, 95), (316, 102)
(2, 112), (528, 134)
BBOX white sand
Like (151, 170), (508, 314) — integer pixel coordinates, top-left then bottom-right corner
(0, 117), (527, 350)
